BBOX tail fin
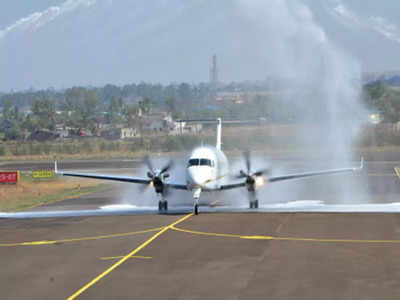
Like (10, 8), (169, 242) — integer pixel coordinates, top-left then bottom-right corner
(216, 118), (222, 150)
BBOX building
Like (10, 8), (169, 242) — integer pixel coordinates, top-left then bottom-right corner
(101, 127), (139, 140)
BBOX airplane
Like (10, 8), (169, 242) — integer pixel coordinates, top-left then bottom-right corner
(54, 118), (363, 215)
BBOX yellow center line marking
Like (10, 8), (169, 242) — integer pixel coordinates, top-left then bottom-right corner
(67, 213), (193, 300)
(394, 167), (400, 179)
(171, 226), (400, 244)
(0, 227), (164, 247)
(100, 255), (152, 261)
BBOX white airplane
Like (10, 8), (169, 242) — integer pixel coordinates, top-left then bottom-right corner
(54, 118), (363, 215)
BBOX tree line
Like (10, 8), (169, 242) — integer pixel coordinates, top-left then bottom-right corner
(1, 80), (398, 141)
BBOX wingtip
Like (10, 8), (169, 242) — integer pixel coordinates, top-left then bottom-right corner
(354, 156), (363, 171)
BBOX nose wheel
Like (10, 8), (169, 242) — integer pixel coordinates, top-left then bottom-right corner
(194, 204), (199, 215)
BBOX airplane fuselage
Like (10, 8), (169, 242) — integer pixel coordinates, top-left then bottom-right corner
(186, 146), (228, 191)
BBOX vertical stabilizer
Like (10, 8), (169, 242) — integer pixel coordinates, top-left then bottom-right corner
(216, 118), (222, 150)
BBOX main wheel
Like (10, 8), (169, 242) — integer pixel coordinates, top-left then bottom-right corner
(249, 201), (254, 209)
(194, 204), (198, 215)
(254, 199), (259, 209)
(164, 201), (168, 211)
(158, 201), (163, 211)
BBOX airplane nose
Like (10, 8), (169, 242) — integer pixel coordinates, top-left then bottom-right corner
(187, 168), (208, 187)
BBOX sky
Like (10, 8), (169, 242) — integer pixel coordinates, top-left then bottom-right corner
(1, 0), (400, 91)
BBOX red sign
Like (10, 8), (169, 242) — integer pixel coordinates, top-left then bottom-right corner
(0, 171), (19, 184)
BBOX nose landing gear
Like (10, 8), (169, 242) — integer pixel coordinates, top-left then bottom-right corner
(193, 188), (201, 215)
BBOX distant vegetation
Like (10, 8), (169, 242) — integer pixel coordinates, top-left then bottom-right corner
(1, 79), (400, 155)
(363, 80), (400, 122)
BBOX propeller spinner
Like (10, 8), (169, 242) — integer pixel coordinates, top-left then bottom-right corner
(143, 156), (173, 195)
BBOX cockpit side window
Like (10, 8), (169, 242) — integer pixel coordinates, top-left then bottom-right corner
(187, 158), (199, 167)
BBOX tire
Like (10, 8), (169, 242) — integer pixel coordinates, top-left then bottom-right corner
(194, 204), (198, 215)
(158, 201), (163, 211)
(254, 200), (259, 209)
(249, 201), (253, 209)
(164, 201), (168, 211)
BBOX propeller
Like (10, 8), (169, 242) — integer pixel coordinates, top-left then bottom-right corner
(236, 151), (269, 185)
(142, 156), (174, 195)
(236, 151), (270, 208)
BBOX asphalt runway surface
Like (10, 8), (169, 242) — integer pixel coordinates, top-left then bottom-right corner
(2, 157), (400, 299)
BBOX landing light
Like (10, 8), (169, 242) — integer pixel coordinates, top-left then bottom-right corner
(255, 176), (265, 187)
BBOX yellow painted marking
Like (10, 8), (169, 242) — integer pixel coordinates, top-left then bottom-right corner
(0, 227), (164, 247)
(171, 225), (242, 238)
(67, 213), (193, 300)
(171, 226), (400, 244)
(394, 167), (400, 179)
(100, 255), (152, 261)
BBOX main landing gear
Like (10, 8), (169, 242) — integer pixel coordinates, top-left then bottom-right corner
(249, 199), (259, 209)
(158, 200), (168, 212)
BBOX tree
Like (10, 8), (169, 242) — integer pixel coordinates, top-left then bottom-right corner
(123, 104), (139, 127)
(165, 96), (181, 118)
(139, 97), (152, 115)
(2, 99), (13, 120)
(31, 97), (56, 130)
(4, 123), (24, 140)
(107, 96), (125, 124)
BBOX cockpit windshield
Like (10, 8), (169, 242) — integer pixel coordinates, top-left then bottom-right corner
(188, 159), (199, 167)
(200, 158), (212, 166)
(187, 158), (214, 167)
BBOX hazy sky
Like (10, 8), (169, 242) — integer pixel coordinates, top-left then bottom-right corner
(1, 0), (400, 91)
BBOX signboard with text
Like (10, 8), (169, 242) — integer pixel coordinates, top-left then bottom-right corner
(32, 170), (54, 179)
(0, 171), (19, 184)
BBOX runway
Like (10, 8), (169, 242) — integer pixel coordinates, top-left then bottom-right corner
(1, 158), (400, 299)
(2, 209), (400, 299)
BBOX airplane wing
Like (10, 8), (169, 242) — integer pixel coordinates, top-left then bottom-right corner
(59, 170), (152, 184)
(268, 158), (363, 182)
(218, 167), (355, 190)
(56, 162), (188, 190)
(269, 166), (358, 182)
(219, 182), (246, 190)
(220, 158), (363, 188)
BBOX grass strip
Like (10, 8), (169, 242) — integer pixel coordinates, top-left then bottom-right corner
(1, 183), (111, 212)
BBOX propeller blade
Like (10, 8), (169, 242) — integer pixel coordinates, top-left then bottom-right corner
(252, 169), (270, 177)
(244, 150), (251, 174)
(160, 160), (174, 175)
(138, 181), (151, 193)
(143, 156), (154, 174)
(236, 170), (248, 179)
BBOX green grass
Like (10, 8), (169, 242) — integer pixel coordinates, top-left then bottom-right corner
(0, 183), (111, 212)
